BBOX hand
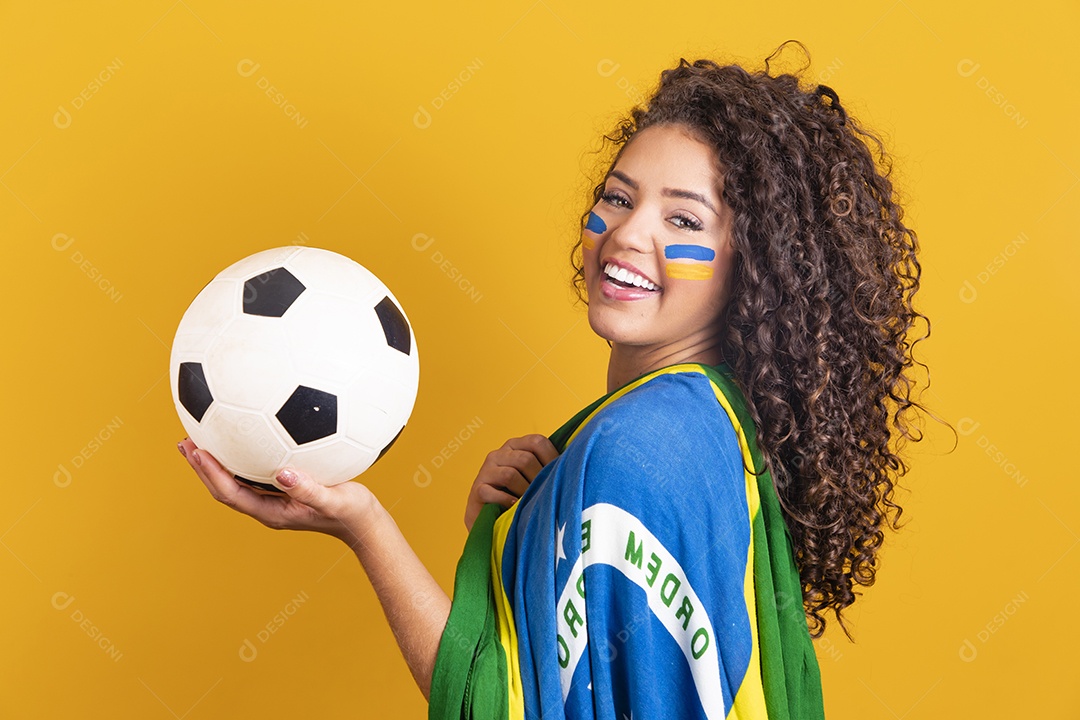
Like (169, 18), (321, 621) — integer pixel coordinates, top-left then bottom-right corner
(464, 434), (559, 531)
(178, 438), (375, 546)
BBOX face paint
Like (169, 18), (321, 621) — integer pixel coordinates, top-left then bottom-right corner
(664, 243), (715, 280)
(664, 244), (716, 262)
(665, 264), (714, 280)
(582, 211), (606, 250)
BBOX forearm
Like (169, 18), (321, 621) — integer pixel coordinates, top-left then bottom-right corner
(337, 498), (451, 700)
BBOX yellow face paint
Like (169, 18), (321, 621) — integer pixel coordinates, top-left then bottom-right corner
(582, 235), (595, 250)
(665, 264), (714, 280)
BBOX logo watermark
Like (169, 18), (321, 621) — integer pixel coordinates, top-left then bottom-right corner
(959, 231), (1028, 303)
(53, 57), (124, 129)
(414, 415), (484, 487)
(410, 233), (483, 303)
(238, 590), (310, 662)
(597, 59), (646, 105)
(959, 590), (1028, 662)
(957, 417), (1027, 487)
(54, 415), (124, 487)
(413, 58), (484, 129)
(237, 59), (309, 130)
(817, 635), (844, 662)
(957, 59), (1029, 129)
(51, 233), (123, 303)
(51, 592), (123, 662)
(817, 57), (844, 84)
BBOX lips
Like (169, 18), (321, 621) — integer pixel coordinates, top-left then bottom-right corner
(597, 257), (662, 302)
(601, 257), (662, 291)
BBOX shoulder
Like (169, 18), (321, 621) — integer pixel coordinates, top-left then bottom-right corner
(564, 367), (747, 503)
(585, 367), (738, 454)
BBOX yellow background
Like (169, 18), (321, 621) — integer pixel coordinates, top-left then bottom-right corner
(3, 1), (1076, 717)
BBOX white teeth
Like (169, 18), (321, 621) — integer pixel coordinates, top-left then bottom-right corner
(603, 262), (658, 291)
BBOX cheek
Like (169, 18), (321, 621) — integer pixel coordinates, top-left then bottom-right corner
(662, 243), (717, 282)
(582, 210), (607, 251)
(669, 270), (729, 324)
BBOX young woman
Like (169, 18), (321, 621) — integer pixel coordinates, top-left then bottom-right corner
(178, 41), (927, 719)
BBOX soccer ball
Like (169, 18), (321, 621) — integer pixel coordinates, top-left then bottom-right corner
(169, 246), (419, 491)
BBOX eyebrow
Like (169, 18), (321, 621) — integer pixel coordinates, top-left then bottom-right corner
(607, 169), (721, 218)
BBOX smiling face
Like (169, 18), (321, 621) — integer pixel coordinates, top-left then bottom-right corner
(583, 123), (735, 364)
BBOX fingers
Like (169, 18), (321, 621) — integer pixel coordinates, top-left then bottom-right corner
(179, 438), (377, 542)
(464, 483), (520, 530)
(500, 450), (544, 485)
(462, 434), (561, 530)
(488, 435), (559, 484)
(476, 482), (520, 507)
(274, 468), (340, 518)
(179, 438), (280, 519)
(508, 434), (560, 467)
(490, 465), (531, 497)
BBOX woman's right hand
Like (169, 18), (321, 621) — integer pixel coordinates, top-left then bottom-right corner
(178, 437), (376, 546)
(464, 434), (559, 531)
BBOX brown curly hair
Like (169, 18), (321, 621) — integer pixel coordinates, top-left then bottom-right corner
(569, 41), (932, 641)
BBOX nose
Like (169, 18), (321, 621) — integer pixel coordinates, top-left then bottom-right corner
(604, 204), (654, 255)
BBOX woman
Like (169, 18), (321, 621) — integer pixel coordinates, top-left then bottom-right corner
(179, 41), (927, 719)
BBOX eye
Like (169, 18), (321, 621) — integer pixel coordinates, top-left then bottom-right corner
(671, 213), (704, 232)
(601, 190), (630, 208)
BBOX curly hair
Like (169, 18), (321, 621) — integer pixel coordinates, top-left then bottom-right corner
(569, 40), (932, 641)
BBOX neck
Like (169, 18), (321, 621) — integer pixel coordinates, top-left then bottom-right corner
(605, 338), (725, 394)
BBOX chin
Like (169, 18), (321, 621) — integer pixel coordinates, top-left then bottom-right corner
(586, 304), (644, 347)
(585, 302), (613, 342)
(586, 314), (612, 345)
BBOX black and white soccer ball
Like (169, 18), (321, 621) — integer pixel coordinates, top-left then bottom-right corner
(169, 246), (419, 491)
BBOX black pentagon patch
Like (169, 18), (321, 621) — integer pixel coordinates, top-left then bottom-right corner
(178, 362), (213, 422)
(375, 425), (404, 463)
(276, 385), (338, 445)
(234, 474), (286, 495)
(243, 267), (306, 317)
(374, 296), (411, 355)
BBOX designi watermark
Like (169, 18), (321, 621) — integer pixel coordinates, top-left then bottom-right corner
(957, 417), (1027, 487)
(237, 59), (309, 129)
(597, 59), (647, 106)
(53, 57), (124, 129)
(413, 58), (484, 129)
(817, 57), (844, 84)
(52, 591), (123, 662)
(410, 233), (483, 303)
(959, 231), (1028, 304)
(957, 59), (1029, 129)
(51, 233), (123, 303)
(959, 590), (1028, 662)
(414, 415), (484, 487)
(54, 415), (124, 488)
(239, 590), (310, 662)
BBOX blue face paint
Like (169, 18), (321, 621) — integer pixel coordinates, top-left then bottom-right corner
(585, 211), (607, 234)
(664, 244), (716, 262)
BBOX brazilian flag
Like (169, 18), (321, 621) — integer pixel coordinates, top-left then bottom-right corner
(429, 363), (825, 719)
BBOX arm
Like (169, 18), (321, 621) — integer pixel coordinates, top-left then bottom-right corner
(178, 439), (448, 699)
(334, 490), (450, 700)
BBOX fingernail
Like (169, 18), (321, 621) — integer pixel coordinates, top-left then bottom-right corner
(192, 451), (202, 467)
(177, 442), (187, 458)
(276, 469), (297, 488)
